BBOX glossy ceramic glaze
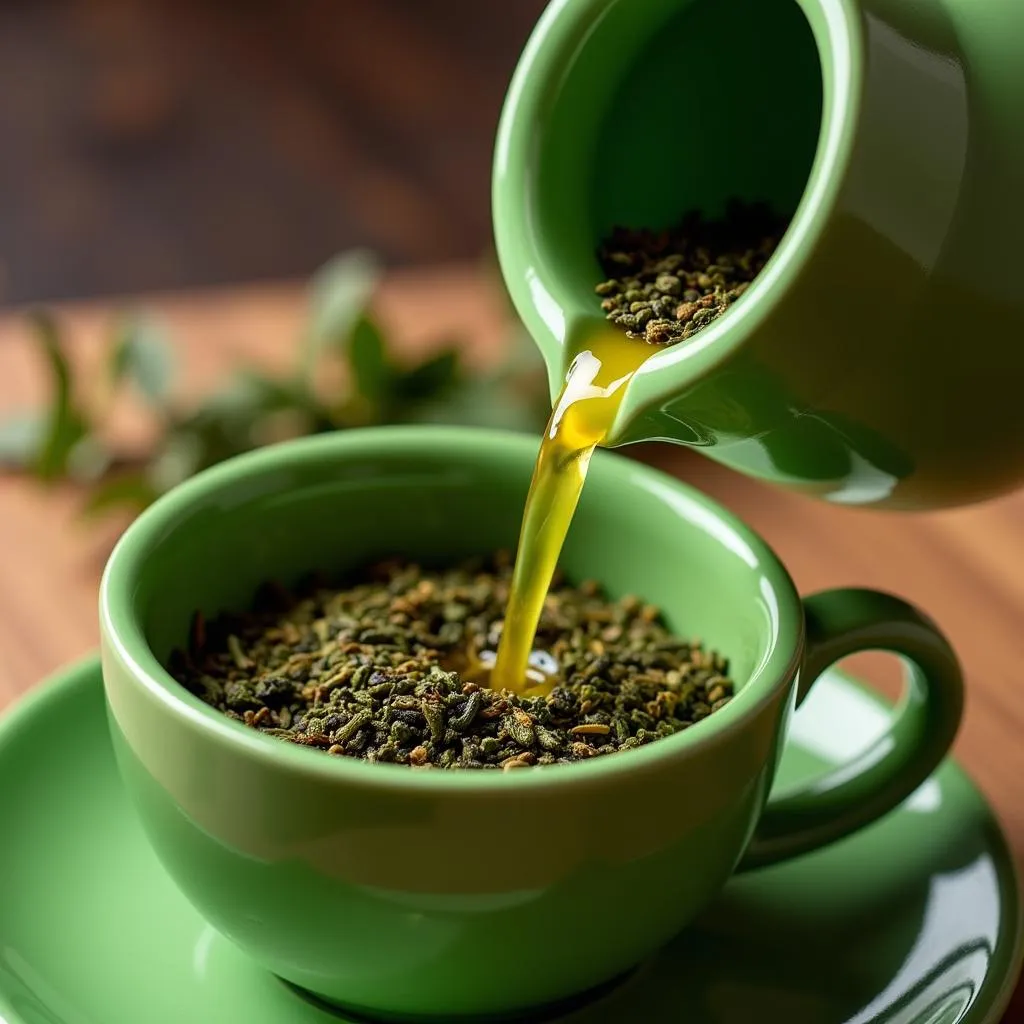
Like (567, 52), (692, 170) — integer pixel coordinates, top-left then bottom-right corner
(493, 0), (1024, 509)
(0, 657), (1018, 1023)
(98, 428), (963, 1018)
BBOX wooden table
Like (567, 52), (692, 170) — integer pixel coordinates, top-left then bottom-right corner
(2, 265), (1023, 1017)
(0, 0), (548, 303)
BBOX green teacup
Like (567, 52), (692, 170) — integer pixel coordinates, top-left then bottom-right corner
(99, 427), (963, 1020)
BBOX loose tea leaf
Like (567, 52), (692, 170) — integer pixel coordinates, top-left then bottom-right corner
(595, 199), (788, 345)
(170, 556), (735, 769)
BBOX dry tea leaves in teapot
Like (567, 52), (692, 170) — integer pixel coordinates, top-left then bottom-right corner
(595, 199), (788, 345)
(170, 556), (734, 769)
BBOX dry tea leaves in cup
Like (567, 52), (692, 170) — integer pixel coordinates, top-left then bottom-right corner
(170, 556), (735, 769)
(595, 199), (788, 345)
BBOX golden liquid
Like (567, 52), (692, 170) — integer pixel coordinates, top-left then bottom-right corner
(490, 325), (660, 693)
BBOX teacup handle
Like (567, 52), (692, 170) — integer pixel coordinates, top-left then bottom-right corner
(739, 588), (964, 871)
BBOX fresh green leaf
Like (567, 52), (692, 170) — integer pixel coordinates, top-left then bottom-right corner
(185, 370), (333, 461)
(30, 311), (91, 481)
(148, 432), (204, 492)
(66, 436), (113, 483)
(81, 474), (159, 519)
(11, 250), (551, 525)
(349, 316), (392, 404)
(0, 414), (45, 468)
(303, 250), (381, 374)
(163, 375), (325, 478)
(393, 348), (460, 402)
(158, 411), (252, 480)
(405, 377), (547, 434)
(110, 315), (175, 407)
(110, 330), (132, 382)
(204, 369), (315, 417)
(249, 408), (318, 448)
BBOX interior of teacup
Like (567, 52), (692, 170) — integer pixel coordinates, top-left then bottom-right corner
(103, 427), (801, 741)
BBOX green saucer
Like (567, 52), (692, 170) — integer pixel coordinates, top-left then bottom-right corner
(0, 656), (1020, 1024)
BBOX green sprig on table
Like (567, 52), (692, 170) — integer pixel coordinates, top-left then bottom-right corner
(0, 252), (550, 520)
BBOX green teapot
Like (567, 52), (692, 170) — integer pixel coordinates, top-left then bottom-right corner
(493, 0), (1024, 509)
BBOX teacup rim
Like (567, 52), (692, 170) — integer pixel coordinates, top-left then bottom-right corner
(99, 426), (805, 794)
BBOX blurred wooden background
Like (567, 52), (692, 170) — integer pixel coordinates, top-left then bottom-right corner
(0, 0), (547, 305)
(3, 4), (1024, 1015)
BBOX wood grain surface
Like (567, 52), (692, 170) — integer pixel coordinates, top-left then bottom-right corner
(1, 266), (1023, 1017)
(0, 0), (547, 304)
